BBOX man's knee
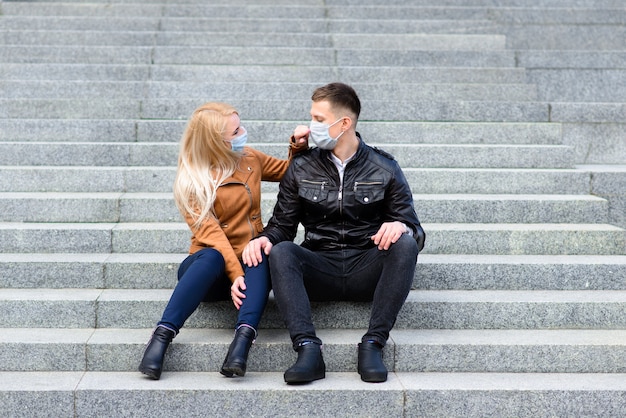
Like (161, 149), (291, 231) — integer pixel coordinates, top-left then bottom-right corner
(392, 234), (419, 258)
(269, 241), (298, 262)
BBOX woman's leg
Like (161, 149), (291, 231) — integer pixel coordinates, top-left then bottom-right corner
(236, 252), (271, 329)
(221, 253), (271, 377)
(158, 248), (227, 333)
(140, 248), (226, 379)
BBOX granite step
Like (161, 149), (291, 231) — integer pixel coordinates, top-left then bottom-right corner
(0, 98), (551, 121)
(0, 142), (570, 168)
(0, 63), (530, 84)
(0, 166), (593, 194)
(1, 328), (624, 373)
(0, 15), (501, 34)
(1, 30), (508, 50)
(0, 45), (517, 67)
(1, 371), (624, 418)
(0, 81), (537, 102)
(2, 253), (625, 291)
(0, 119), (562, 145)
(0, 222), (623, 255)
(0, 288), (625, 329)
(0, 192), (609, 224)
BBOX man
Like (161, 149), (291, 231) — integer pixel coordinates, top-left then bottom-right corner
(242, 82), (425, 384)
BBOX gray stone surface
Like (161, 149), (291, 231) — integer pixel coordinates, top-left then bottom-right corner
(402, 372), (626, 418)
(1, 0), (624, 411)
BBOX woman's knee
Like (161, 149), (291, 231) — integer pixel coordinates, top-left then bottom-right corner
(178, 248), (225, 279)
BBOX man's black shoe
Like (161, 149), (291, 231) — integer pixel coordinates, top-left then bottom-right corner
(284, 342), (325, 384)
(357, 341), (388, 382)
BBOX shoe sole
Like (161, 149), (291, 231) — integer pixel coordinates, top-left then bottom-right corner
(220, 366), (245, 377)
(138, 366), (161, 380)
(284, 371), (325, 384)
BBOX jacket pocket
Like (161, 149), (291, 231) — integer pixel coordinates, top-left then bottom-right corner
(353, 181), (385, 205)
(298, 180), (330, 204)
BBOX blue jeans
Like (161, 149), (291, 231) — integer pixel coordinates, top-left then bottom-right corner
(269, 234), (418, 349)
(158, 248), (271, 333)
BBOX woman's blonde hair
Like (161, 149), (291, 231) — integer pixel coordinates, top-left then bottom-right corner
(173, 102), (241, 228)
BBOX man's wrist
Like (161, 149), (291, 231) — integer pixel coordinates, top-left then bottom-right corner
(400, 222), (413, 236)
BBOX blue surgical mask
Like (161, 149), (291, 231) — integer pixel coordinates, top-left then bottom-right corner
(228, 128), (248, 152)
(309, 118), (344, 150)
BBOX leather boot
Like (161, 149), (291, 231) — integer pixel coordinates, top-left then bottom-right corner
(220, 325), (256, 377)
(284, 342), (325, 384)
(138, 325), (176, 380)
(358, 341), (387, 382)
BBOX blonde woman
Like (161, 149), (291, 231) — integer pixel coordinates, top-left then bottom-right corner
(139, 102), (306, 380)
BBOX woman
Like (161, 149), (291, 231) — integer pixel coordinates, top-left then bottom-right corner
(139, 102), (306, 380)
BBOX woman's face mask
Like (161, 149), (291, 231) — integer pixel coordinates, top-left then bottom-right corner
(309, 118), (344, 150)
(227, 127), (248, 152)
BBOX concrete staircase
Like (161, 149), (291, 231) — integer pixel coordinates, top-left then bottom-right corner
(1, 0), (625, 416)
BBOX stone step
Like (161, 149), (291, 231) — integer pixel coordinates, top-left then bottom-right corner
(0, 288), (624, 329)
(0, 166), (593, 194)
(498, 25), (626, 50)
(0, 98), (552, 122)
(1, 30), (508, 50)
(0, 222), (623, 255)
(2, 371), (624, 418)
(8, 3), (621, 23)
(0, 142), (570, 168)
(0, 63), (529, 84)
(349, 0), (625, 8)
(0, 16), (501, 34)
(0, 119), (562, 145)
(517, 51), (626, 70)
(0, 45), (517, 67)
(1, 328), (624, 373)
(0, 192), (608, 224)
(2, 253), (624, 291)
(0, 81), (537, 102)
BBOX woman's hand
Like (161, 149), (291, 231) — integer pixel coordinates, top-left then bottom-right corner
(292, 125), (310, 145)
(231, 275), (246, 309)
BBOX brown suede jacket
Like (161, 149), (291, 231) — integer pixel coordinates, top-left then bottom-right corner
(184, 143), (304, 282)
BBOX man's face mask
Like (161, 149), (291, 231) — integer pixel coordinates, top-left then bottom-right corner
(309, 118), (344, 150)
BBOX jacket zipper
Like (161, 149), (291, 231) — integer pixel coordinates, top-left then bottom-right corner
(353, 181), (383, 192)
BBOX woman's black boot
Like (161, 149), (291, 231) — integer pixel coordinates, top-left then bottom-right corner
(138, 325), (176, 380)
(220, 325), (257, 377)
(284, 341), (325, 384)
(357, 340), (388, 382)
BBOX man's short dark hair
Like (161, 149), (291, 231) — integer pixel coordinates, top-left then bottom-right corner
(312, 82), (361, 120)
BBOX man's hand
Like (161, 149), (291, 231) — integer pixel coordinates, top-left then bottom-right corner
(231, 275), (246, 309)
(242, 236), (273, 267)
(292, 125), (310, 146)
(371, 221), (407, 250)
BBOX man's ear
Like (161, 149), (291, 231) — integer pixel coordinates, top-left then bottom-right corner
(342, 116), (353, 131)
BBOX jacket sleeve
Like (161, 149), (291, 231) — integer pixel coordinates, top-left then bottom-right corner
(184, 211), (244, 283)
(387, 162), (426, 251)
(250, 142), (308, 183)
(258, 160), (300, 245)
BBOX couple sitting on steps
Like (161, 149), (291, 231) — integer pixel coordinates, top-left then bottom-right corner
(138, 82), (425, 384)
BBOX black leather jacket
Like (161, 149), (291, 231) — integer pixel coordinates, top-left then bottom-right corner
(260, 134), (425, 252)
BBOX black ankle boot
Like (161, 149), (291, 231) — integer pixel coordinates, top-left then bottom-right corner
(358, 341), (387, 382)
(138, 325), (176, 380)
(220, 325), (257, 377)
(284, 342), (325, 384)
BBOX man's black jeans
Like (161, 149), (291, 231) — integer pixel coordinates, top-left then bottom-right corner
(269, 234), (419, 349)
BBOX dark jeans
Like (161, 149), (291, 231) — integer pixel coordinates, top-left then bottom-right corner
(269, 234), (418, 349)
(158, 248), (271, 333)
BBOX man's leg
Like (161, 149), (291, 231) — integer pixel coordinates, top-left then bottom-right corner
(346, 235), (419, 382)
(269, 241), (341, 348)
(348, 234), (418, 345)
(269, 242), (341, 383)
